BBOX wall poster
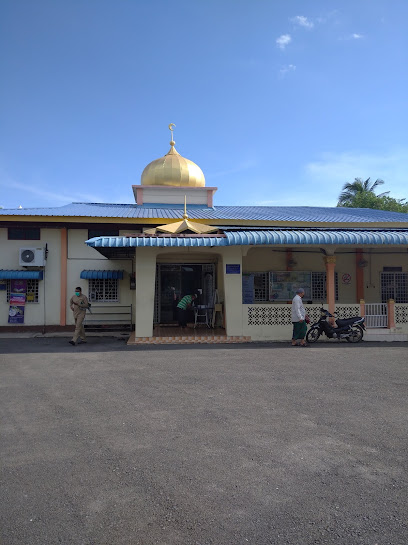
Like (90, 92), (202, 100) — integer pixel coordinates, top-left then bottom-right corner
(8, 279), (27, 324)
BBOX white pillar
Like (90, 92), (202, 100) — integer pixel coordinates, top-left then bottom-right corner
(221, 247), (243, 336)
(134, 248), (157, 337)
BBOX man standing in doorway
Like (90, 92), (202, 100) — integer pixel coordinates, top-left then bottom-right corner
(177, 294), (196, 328)
(291, 287), (308, 347)
(69, 286), (89, 345)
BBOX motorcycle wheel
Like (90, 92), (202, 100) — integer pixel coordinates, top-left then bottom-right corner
(306, 328), (320, 343)
(346, 325), (364, 343)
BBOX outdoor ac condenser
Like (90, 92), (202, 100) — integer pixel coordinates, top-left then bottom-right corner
(19, 247), (46, 267)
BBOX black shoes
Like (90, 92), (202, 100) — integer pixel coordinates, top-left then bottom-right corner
(68, 340), (76, 346)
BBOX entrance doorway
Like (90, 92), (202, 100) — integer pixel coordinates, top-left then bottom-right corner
(154, 263), (216, 324)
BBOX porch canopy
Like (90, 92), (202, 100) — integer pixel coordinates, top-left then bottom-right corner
(80, 270), (124, 279)
(86, 229), (408, 257)
(0, 270), (44, 279)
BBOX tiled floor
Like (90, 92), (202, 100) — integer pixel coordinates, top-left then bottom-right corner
(127, 325), (251, 345)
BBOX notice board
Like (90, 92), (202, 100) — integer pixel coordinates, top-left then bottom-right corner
(269, 271), (312, 301)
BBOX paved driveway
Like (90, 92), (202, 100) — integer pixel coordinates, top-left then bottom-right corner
(1, 338), (407, 545)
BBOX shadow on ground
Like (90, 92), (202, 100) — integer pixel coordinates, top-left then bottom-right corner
(0, 336), (407, 354)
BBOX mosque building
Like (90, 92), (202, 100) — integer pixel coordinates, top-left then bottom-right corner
(1, 125), (408, 343)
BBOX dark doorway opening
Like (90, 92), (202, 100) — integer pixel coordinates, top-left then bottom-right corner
(155, 263), (216, 324)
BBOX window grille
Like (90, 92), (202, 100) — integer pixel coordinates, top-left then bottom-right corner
(244, 271), (339, 303)
(311, 272), (339, 301)
(381, 272), (408, 303)
(253, 272), (269, 302)
(6, 279), (39, 303)
(89, 279), (119, 303)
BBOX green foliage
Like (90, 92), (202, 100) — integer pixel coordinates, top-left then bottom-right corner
(337, 177), (408, 213)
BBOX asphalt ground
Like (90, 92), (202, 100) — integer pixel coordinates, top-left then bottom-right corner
(0, 338), (407, 545)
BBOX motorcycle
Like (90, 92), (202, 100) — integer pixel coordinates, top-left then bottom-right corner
(306, 307), (365, 343)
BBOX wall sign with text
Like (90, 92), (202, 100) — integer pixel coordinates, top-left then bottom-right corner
(226, 264), (241, 274)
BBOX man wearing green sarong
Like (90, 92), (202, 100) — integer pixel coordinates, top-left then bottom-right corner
(291, 288), (308, 347)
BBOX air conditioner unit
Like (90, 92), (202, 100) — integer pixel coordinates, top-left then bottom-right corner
(19, 247), (46, 267)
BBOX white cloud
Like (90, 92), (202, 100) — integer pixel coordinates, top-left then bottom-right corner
(291, 15), (314, 29)
(276, 34), (292, 50)
(0, 175), (105, 208)
(304, 149), (408, 201)
(279, 64), (296, 78)
(340, 33), (364, 41)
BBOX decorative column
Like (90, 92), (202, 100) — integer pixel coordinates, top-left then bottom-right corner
(359, 299), (365, 318)
(356, 249), (365, 302)
(134, 247), (158, 338)
(286, 248), (294, 271)
(324, 255), (336, 317)
(387, 299), (395, 329)
(60, 228), (68, 326)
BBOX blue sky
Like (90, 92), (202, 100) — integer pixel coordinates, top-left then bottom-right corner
(1, 0), (407, 210)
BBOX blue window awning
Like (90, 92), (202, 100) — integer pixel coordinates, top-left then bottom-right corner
(0, 270), (44, 280)
(80, 270), (124, 280)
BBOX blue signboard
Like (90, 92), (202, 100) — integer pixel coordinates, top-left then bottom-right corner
(226, 264), (241, 274)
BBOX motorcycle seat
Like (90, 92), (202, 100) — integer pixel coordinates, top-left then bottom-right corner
(336, 317), (363, 327)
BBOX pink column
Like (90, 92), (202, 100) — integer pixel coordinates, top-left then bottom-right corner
(359, 299), (365, 318)
(387, 299), (395, 329)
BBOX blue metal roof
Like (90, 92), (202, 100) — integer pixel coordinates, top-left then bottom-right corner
(1, 202), (408, 223)
(224, 229), (408, 245)
(86, 228), (408, 248)
(87, 236), (227, 248)
(0, 270), (44, 279)
(80, 270), (124, 279)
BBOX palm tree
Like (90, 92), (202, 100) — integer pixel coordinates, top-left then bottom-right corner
(337, 178), (389, 206)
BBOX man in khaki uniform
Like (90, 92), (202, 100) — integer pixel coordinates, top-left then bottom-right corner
(69, 286), (89, 345)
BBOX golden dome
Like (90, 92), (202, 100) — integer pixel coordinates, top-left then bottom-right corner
(141, 127), (205, 187)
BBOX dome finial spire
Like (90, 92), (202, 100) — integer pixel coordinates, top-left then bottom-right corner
(168, 123), (176, 146)
(183, 194), (189, 220)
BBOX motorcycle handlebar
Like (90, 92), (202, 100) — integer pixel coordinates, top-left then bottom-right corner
(319, 308), (334, 317)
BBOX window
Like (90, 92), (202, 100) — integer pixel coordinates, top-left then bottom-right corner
(8, 227), (40, 240)
(88, 229), (119, 239)
(6, 279), (39, 303)
(254, 272), (269, 301)
(89, 279), (119, 302)
(242, 271), (339, 303)
(311, 272), (339, 301)
(381, 272), (408, 303)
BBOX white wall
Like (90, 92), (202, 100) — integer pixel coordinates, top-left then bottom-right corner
(142, 187), (210, 205)
(0, 228), (61, 326)
(66, 229), (133, 326)
(0, 227), (134, 328)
